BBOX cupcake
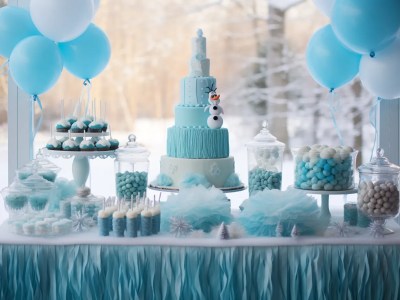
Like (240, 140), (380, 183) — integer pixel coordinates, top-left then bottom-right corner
(46, 137), (62, 150)
(66, 115), (77, 126)
(55, 120), (71, 132)
(62, 138), (79, 151)
(91, 136), (100, 145)
(88, 120), (103, 133)
(109, 138), (119, 150)
(71, 121), (87, 133)
(59, 137), (68, 144)
(80, 139), (95, 151)
(95, 139), (110, 151)
(80, 116), (93, 129)
(98, 119), (108, 132)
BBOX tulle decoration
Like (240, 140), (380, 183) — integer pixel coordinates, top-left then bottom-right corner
(179, 173), (211, 188)
(49, 178), (77, 211)
(238, 189), (324, 237)
(152, 173), (173, 187)
(223, 173), (241, 187)
(161, 186), (231, 233)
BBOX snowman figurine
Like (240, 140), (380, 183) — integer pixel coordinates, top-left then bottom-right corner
(205, 88), (224, 129)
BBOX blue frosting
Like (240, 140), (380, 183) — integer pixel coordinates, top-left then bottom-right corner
(167, 127), (229, 159)
(179, 173), (211, 188)
(175, 105), (208, 127)
(180, 76), (216, 106)
(223, 173), (241, 188)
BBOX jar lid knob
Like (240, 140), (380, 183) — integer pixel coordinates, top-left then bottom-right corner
(128, 134), (136, 143)
(376, 148), (384, 158)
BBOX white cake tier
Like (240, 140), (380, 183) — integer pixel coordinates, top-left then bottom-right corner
(160, 156), (235, 188)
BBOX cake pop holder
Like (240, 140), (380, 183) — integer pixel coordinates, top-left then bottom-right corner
(42, 148), (116, 188)
(148, 184), (246, 194)
(293, 188), (358, 225)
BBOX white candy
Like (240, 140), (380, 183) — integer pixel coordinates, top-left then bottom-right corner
(357, 180), (399, 217)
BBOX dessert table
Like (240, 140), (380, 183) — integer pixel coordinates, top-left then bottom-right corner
(1, 221), (400, 300)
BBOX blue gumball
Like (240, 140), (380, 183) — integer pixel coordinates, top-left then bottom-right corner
(306, 25), (361, 90)
(331, 0), (400, 56)
(0, 7), (39, 58)
(9, 36), (63, 95)
(58, 24), (111, 80)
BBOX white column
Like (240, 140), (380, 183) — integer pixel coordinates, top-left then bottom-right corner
(7, 0), (32, 184)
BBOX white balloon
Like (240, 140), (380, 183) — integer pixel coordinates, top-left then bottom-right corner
(359, 39), (400, 100)
(93, 0), (100, 12)
(313, 0), (335, 17)
(30, 0), (94, 42)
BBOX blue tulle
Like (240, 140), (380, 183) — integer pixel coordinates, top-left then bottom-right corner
(161, 186), (231, 233)
(0, 243), (399, 299)
(179, 173), (211, 188)
(223, 173), (241, 187)
(152, 173), (173, 187)
(238, 189), (324, 236)
(48, 178), (77, 211)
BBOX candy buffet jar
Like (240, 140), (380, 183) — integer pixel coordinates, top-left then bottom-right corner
(1, 180), (31, 218)
(246, 121), (285, 195)
(21, 174), (55, 212)
(357, 149), (400, 237)
(114, 134), (150, 199)
(293, 145), (358, 191)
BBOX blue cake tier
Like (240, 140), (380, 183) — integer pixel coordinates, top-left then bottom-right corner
(167, 127), (229, 159)
(180, 76), (216, 106)
(175, 105), (208, 127)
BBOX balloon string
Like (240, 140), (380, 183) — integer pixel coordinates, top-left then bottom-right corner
(30, 95), (43, 147)
(328, 90), (344, 146)
(0, 60), (9, 76)
(369, 97), (382, 161)
(83, 79), (92, 117)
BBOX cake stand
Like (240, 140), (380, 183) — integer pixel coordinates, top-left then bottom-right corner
(148, 184), (246, 194)
(294, 188), (358, 224)
(42, 131), (116, 187)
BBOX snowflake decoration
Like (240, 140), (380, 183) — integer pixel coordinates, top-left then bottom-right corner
(209, 163), (221, 177)
(329, 222), (351, 237)
(169, 216), (193, 238)
(168, 163), (178, 175)
(369, 221), (385, 238)
(72, 211), (94, 232)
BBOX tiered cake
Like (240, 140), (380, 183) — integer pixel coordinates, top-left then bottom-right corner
(157, 29), (240, 189)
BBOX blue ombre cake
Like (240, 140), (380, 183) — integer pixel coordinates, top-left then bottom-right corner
(157, 29), (240, 189)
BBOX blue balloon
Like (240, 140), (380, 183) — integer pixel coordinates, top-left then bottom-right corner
(331, 0), (400, 55)
(9, 36), (63, 95)
(58, 24), (111, 80)
(0, 6), (40, 58)
(306, 25), (361, 90)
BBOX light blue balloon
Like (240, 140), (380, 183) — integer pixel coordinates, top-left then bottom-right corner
(306, 25), (361, 90)
(0, 6), (40, 58)
(58, 24), (111, 80)
(331, 0), (400, 55)
(9, 36), (63, 95)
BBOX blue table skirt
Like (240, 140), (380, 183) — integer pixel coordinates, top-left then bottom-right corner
(0, 244), (399, 300)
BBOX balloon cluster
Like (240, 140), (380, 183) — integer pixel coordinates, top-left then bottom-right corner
(309, 0), (400, 99)
(0, 0), (110, 98)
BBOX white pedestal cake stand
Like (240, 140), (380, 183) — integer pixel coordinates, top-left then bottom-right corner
(294, 188), (358, 224)
(42, 131), (116, 187)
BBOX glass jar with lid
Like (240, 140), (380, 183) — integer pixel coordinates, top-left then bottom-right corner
(357, 148), (400, 237)
(1, 180), (31, 217)
(114, 134), (150, 199)
(246, 121), (285, 195)
(21, 174), (55, 212)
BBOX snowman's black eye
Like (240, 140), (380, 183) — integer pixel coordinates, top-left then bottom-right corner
(213, 106), (218, 110)
(213, 116), (218, 120)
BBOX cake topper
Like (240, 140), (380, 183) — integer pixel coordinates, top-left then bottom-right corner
(205, 86), (224, 129)
(197, 28), (203, 37)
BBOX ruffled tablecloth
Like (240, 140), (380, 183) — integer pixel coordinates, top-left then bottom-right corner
(1, 222), (400, 300)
